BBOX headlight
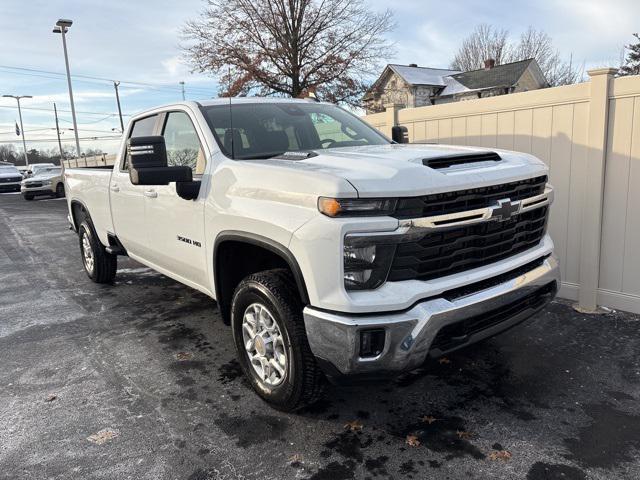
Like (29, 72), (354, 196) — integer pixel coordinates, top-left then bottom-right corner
(318, 197), (397, 217)
(343, 235), (396, 290)
(42, 180), (52, 185)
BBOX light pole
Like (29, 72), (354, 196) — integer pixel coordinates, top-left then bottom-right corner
(53, 103), (64, 162)
(113, 81), (124, 132)
(179, 81), (185, 101)
(2, 94), (32, 166)
(53, 18), (81, 158)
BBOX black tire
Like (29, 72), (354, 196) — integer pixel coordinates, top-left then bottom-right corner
(231, 269), (325, 411)
(55, 183), (65, 198)
(78, 220), (117, 283)
(23, 194), (34, 201)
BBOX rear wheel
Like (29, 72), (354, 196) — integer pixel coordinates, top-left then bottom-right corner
(231, 269), (324, 411)
(78, 220), (117, 283)
(55, 183), (65, 198)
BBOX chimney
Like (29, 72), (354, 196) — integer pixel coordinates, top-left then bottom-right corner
(408, 63), (418, 68)
(484, 58), (496, 70)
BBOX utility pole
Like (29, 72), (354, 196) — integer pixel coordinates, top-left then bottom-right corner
(180, 81), (185, 101)
(113, 81), (124, 132)
(53, 103), (64, 162)
(53, 19), (81, 158)
(2, 94), (32, 166)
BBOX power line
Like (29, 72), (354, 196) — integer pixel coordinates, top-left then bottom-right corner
(0, 135), (121, 144)
(0, 104), (128, 117)
(0, 64), (218, 96)
(0, 127), (53, 135)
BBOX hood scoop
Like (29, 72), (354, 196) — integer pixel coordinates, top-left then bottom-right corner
(423, 151), (502, 170)
(272, 151), (318, 161)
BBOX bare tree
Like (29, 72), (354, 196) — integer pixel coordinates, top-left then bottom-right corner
(511, 27), (582, 86)
(451, 24), (510, 71)
(182, 0), (394, 106)
(0, 144), (18, 163)
(451, 25), (582, 86)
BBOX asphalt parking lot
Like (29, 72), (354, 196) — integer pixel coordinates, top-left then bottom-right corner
(1, 193), (639, 480)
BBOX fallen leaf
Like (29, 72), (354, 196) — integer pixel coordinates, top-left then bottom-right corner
(405, 434), (421, 447)
(176, 352), (193, 361)
(87, 429), (119, 445)
(489, 450), (512, 461)
(420, 415), (437, 424)
(344, 420), (363, 432)
(456, 430), (473, 440)
(438, 357), (451, 365)
(288, 453), (302, 464)
(44, 394), (57, 403)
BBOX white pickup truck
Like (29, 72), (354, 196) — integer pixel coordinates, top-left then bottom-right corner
(65, 98), (558, 411)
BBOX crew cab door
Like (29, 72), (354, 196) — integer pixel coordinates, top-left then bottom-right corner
(110, 114), (159, 258)
(142, 109), (209, 288)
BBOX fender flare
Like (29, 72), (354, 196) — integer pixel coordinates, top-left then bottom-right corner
(213, 231), (310, 306)
(69, 198), (91, 231)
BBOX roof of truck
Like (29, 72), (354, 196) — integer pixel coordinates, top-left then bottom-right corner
(129, 97), (325, 121)
(197, 97), (320, 106)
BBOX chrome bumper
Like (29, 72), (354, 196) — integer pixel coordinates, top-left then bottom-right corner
(303, 255), (560, 377)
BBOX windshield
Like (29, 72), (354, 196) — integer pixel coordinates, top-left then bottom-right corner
(200, 102), (390, 160)
(34, 168), (61, 176)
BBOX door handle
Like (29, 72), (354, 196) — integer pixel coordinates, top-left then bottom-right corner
(144, 189), (158, 198)
(110, 183), (120, 192)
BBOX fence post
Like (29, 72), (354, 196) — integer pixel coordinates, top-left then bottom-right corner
(383, 103), (402, 138)
(577, 68), (618, 312)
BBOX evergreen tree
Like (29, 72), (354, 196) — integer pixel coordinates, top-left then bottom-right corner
(619, 33), (640, 77)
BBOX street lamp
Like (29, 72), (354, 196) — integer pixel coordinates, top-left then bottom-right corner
(2, 94), (32, 166)
(53, 18), (81, 158)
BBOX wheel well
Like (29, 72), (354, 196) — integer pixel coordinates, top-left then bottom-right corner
(70, 201), (89, 230)
(214, 238), (309, 324)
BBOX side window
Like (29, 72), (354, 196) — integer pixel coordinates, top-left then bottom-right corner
(122, 114), (158, 170)
(162, 112), (205, 175)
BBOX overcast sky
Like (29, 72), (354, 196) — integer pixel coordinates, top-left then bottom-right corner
(0, 0), (637, 155)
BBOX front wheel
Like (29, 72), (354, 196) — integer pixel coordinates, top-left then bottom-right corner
(231, 269), (325, 411)
(78, 221), (117, 283)
(55, 183), (65, 198)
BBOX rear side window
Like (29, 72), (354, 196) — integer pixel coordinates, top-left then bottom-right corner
(122, 114), (158, 170)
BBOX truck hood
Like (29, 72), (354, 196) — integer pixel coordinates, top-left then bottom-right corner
(29, 172), (61, 181)
(260, 144), (548, 197)
(0, 171), (22, 179)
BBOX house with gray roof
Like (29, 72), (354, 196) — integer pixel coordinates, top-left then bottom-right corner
(363, 59), (547, 114)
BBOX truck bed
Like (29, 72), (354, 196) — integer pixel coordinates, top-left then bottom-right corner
(65, 167), (114, 244)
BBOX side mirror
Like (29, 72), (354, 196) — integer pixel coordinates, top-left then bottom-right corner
(391, 125), (409, 144)
(128, 136), (192, 185)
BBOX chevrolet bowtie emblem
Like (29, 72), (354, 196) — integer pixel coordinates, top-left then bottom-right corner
(491, 199), (520, 221)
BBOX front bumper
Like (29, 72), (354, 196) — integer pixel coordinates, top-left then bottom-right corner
(303, 254), (559, 378)
(21, 184), (54, 195)
(0, 182), (21, 192)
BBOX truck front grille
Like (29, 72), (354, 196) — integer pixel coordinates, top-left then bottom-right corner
(393, 175), (547, 219)
(388, 206), (548, 282)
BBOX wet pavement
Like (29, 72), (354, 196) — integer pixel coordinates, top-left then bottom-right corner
(0, 192), (639, 480)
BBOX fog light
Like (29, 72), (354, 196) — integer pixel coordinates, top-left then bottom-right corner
(360, 329), (385, 358)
